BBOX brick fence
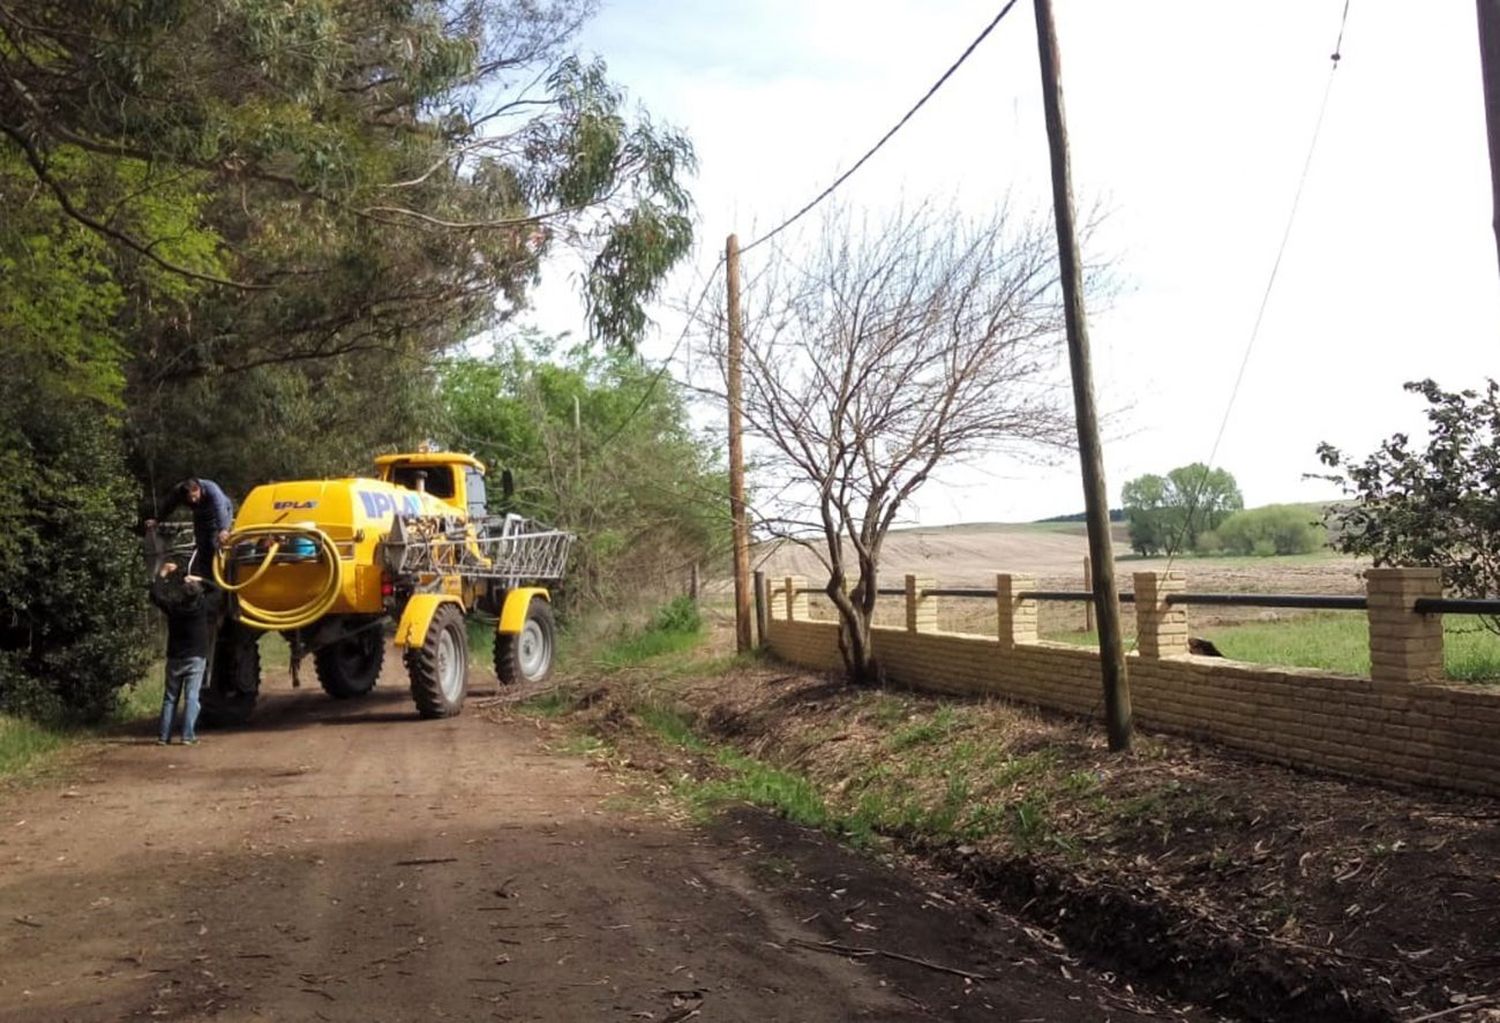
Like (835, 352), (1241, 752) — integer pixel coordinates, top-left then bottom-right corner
(762, 569), (1500, 798)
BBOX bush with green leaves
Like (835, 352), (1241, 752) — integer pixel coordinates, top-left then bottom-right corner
(0, 387), (151, 722)
(1317, 379), (1500, 632)
(439, 334), (727, 607)
(1197, 505), (1326, 556)
(1122, 463), (1243, 556)
(649, 596), (703, 635)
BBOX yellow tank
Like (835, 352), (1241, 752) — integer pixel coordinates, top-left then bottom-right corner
(226, 476), (461, 619)
(202, 452), (567, 726)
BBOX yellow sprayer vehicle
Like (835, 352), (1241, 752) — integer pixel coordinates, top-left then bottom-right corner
(160, 451), (571, 725)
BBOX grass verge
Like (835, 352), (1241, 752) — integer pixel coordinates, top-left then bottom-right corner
(0, 668), (165, 783)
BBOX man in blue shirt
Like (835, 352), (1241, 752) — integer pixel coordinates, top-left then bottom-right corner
(147, 477), (235, 578)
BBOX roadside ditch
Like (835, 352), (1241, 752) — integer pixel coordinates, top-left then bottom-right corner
(505, 628), (1500, 1023)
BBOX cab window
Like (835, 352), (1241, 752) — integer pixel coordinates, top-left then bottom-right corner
(465, 468), (488, 518)
(390, 465), (456, 499)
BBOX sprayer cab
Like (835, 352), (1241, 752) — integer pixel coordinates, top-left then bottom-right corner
(199, 451), (570, 728)
(373, 452), (489, 519)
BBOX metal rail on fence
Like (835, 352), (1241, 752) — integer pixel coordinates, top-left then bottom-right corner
(772, 583), (1500, 616)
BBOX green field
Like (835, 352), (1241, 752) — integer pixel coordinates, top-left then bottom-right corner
(1046, 613), (1500, 683)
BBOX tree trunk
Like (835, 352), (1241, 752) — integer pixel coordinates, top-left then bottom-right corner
(828, 577), (879, 685)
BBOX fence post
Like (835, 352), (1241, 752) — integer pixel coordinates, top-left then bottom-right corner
(753, 570), (768, 646)
(1134, 571), (1187, 658)
(783, 575), (808, 621)
(1366, 568), (1445, 683)
(689, 562), (701, 602)
(905, 575), (937, 633)
(997, 573), (1038, 647)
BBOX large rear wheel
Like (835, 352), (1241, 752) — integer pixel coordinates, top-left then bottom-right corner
(494, 598), (555, 686)
(406, 603), (468, 718)
(315, 625), (384, 699)
(200, 620), (261, 727)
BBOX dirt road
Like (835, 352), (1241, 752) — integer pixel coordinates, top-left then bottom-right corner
(0, 664), (1205, 1023)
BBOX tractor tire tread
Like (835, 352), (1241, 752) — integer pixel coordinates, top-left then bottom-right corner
(494, 598), (555, 686)
(406, 603), (466, 719)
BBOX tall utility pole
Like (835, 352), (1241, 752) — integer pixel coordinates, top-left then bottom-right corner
(725, 234), (754, 653)
(1479, 0), (1500, 274)
(1033, 0), (1132, 750)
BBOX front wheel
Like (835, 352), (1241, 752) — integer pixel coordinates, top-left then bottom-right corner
(406, 603), (468, 719)
(495, 598), (555, 686)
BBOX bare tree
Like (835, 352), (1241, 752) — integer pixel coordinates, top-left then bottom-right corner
(701, 204), (1084, 684)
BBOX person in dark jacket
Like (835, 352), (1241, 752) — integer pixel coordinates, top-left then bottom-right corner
(149, 562), (219, 745)
(147, 478), (235, 578)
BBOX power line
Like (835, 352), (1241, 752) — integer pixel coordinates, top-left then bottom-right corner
(1156, 2), (1352, 573)
(739, 0), (1022, 255)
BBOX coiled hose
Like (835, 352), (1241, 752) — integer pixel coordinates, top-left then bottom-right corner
(213, 524), (344, 631)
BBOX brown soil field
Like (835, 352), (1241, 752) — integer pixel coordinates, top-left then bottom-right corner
(749, 524), (1367, 635)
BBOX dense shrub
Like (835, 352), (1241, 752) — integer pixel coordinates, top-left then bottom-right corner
(650, 596), (704, 635)
(1198, 506), (1326, 556)
(0, 398), (152, 721)
(1317, 379), (1499, 634)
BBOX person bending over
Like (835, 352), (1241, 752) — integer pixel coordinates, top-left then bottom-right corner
(147, 477), (235, 579)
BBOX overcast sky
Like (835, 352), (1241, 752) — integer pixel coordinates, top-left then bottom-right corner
(517, 1), (1500, 524)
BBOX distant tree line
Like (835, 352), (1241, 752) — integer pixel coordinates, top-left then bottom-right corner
(1035, 509), (1125, 524)
(1120, 464), (1325, 558)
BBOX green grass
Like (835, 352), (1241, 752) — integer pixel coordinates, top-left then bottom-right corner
(596, 628), (704, 670)
(591, 596), (706, 671)
(679, 747), (831, 829)
(889, 704), (964, 750)
(513, 688), (574, 717)
(639, 702), (708, 751)
(0, 667), (166, 782)
(1046, 614), (1500, 682)
(0, 717), (69, 779)
(466, 617), (496, 664)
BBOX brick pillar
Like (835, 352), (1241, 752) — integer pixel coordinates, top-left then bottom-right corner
(997, 574), (1038, 647)
(783, 575), (808, 621)
(1135, 572), (1188, 658)
(1366, 568), (1444, 683)
(905, 575), (937, 633)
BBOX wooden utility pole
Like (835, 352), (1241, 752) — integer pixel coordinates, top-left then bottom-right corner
(1083, 556), (1093, 633)
(1479, 0), (1500, 274)
(726, 234), (754, 653)
(1033, 0), (1132, 750)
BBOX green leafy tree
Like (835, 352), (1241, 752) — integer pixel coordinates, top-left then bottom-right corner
(1, 2), (698, 714)
(1121, 473), (1170, 556)
(1317, 379), (1500, 633)
(1199, 506), (1325, 556)
(1122, 463), (1243, 556)
(0, 149), (154, 719)
(438, 334), (727, 606)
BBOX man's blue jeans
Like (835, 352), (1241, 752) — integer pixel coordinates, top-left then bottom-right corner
(160, 656), (206, 743)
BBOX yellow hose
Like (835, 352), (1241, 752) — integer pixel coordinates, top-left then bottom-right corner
(213, 524), (344, 632)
